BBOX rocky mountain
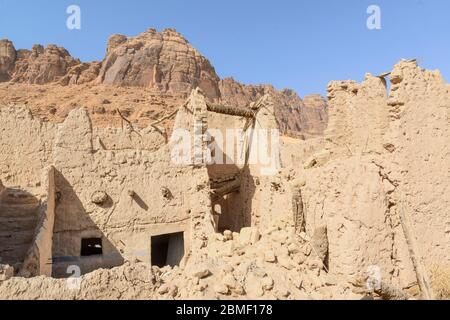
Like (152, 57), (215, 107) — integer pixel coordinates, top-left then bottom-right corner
(0, 28), (328, 138)
(218, 79), (328, 138)
(0, 40), (17, 82)
(98, 28), (221, 99)
(1, 40), (81, 84)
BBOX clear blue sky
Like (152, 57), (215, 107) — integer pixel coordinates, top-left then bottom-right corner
(1, 0), (449, 96)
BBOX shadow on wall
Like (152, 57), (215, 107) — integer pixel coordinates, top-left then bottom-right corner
(214, 165), (257, 232)
(0, 185), (40, 271)
(238, 165), (256, 229)
(207, 166), (256, 233)
(51, 170), (124, 278)
(129, 192), (149, 211)
(206, 121), (259, 233)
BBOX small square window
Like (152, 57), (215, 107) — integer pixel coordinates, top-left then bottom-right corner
(81, 238), (103, 256)
(151, 232), (184, 267)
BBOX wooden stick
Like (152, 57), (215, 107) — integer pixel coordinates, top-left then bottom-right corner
(398, 199), (434, 299)
(116, 108), (132, 126)
(149, 109), (178, 127)
(116, 108), (142, 137)
(206, 103), (255, 118)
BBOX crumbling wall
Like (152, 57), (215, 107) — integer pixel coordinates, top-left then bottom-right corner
(326, 73), (389, 157)
(51, 105), (213, 276)
(0, 184), (40, 270)
(206, 106), (248, 232)
(93, 126), (166, 151)
(232, 96), (285, 230)
(0, 106), (55, 195)
(279, 136), (325, 169)
(206, 110), (247, 168)
(384, 61), (450, 292)
(298, 158), (399, 287)
(0, 94), (214, 278)
(289, 60), (450, 297)
(1, 60), (448, 299)
(20, 166), (56, 277)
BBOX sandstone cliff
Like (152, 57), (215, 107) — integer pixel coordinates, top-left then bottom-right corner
(97, 28), (221, 99)
(0, 40), (84, 84)
(0, 29), (328, 137)
(218, 78), (328, 139)
(0, 40), (16, 82)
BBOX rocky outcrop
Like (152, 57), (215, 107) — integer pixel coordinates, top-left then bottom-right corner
(218, 78), (328, 138)
(0, 40), (16, 81)
(61, 62), (102, 85)
(10, 44), (82, 84)
(0, 39), (100, 85)
(97, 28), (221, 99)
(0, 28), (329, 137)
(302, 94), (328, 136)
(1, 29), (221, 94)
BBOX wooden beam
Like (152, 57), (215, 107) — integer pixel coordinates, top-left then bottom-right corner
(399, 200), (434, 299)
(211, 178), (241, 197)
(206, 103), (255, 118)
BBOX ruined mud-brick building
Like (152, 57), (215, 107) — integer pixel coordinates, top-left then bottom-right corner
(0, 60), (449, 300)
(0, 87), (286, 278)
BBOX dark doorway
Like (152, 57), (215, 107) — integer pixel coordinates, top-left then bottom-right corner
(81, 238), (103, 256)
(151, 232), (184, 267)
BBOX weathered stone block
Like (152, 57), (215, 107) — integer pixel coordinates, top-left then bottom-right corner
(239, 227), (260, 246)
